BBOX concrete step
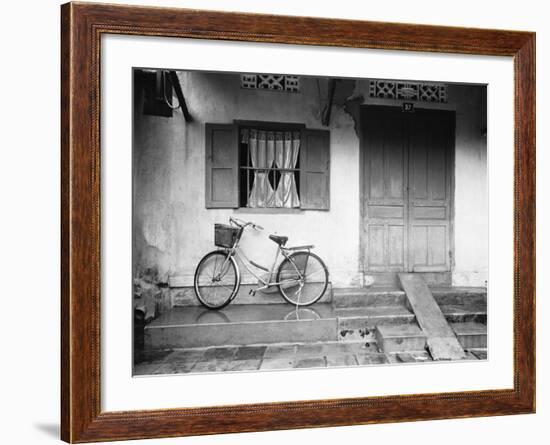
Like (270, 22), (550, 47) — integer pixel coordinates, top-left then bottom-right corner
(451, 322), (487, 349)
(172, 283), (333, 306)
(333, 287), (406, 308)
(146, 300), (422, 349)
(144, 302), (486, 352)
(145, 304), (339, 349)
(333, 286), (486, 308)
(465, 348), (488, 360)
(365, 272), (451, 287)
(387, 351), (432, 364)
(335, 305), (415, 342)
(375, 324), (427, 353)
(433, 288), (487, 306)
(440, 302), (487, 324)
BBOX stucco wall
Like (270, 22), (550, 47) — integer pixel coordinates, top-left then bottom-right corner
(133, 71), (487, 289)
(451, 84), (488, 286)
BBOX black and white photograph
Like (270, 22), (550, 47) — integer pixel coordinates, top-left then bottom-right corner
(132, 68), (488, 376)
(3, 0), (546, 443)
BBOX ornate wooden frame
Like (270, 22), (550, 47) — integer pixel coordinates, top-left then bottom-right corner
(61, 2), (536, 442)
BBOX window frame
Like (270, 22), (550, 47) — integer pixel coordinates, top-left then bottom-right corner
(204, 120), (330, 211)
(234, 120), (306, 211)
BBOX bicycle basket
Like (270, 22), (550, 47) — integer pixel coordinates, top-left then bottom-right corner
(214, 224), (239, 248)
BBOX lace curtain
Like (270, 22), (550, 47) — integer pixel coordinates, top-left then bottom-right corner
(273, 131), (300, 208)
(243, 129), (300, 208)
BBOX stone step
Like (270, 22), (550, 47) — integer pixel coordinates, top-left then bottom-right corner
(145, 304), (339, 349)
(365, 272), (452, 287)
(465, 348), (488, 360)
(335, 305), (416, 342)
(375, 324), (427, 353)
(333, 287), (406, 308)
(387, 351), (432, 364)
(172, 283), (333, 306)
(451, 322), (487, 349)
(143, 302), (486, 352)
(333, 286), (486, 308)
(440, 302), (487, 324)
(432, 288), (487, 306)
(145, 303), (418, 349)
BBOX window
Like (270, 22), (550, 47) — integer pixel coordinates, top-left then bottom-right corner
(205, 122), (330, 210)
(239, 128), (301, 208)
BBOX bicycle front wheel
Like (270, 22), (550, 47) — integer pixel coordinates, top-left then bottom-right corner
(194, 251), (239, 309)
(277, 252), (328, 306)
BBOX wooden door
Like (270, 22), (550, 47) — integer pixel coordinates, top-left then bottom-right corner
(362, 107), (408, 272)
(407, 109), (453, 272)
(361, 106), (454, 273)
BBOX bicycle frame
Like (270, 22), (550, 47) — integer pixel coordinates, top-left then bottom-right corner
(217, 233), (306, 294)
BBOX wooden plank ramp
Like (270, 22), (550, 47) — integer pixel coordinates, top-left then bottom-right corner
(398, 273), (465, 360)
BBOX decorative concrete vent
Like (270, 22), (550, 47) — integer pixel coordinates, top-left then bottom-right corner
(241, 74), (300, 92)
(369, 80), (447, 103)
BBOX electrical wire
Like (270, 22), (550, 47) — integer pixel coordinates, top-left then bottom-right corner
(163, 72), (181, 110)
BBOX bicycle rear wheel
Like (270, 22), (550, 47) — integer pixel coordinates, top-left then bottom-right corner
(194, 251), (239, 309)
(277, 251), (328, 306)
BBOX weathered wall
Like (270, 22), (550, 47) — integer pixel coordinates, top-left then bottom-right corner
(451, 84), (488, 286)
(133, 71), (487, 295)
(134, 72), (362, 289)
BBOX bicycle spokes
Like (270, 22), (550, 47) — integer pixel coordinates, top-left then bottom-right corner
(277, 252), (328, 306)
(195, 252), (238, 309)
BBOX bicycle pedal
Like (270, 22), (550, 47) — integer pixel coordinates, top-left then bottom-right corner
(249, 289), (256, 296)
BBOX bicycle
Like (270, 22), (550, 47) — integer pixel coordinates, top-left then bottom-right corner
(194, 217), (329, 309)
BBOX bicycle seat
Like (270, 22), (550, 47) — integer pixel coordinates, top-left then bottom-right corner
(269, 234), (288, 246)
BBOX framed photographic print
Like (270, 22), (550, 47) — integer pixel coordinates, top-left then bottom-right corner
(61, 2), (535, 442)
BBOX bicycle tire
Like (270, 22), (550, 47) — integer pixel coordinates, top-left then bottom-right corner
(277, 251), (329, 306)
(194, 250), (240, 309)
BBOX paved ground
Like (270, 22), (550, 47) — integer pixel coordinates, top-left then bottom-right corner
(133, 341), (487, 376)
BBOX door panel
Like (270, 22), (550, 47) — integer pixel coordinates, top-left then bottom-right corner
(411, 226), (428, 265)
(407, 110), (452, 272)
(362, 106), (454, 273)
(388, 225), (405, 267)
(368, 225), (386, 268)
(363, 107), (407, 272)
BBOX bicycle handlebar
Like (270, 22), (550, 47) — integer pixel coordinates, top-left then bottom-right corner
(229, 216), (264, 231)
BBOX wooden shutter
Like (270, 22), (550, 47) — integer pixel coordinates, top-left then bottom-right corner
(205, 123), (239, 208)
(300, 129), (330, 210)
